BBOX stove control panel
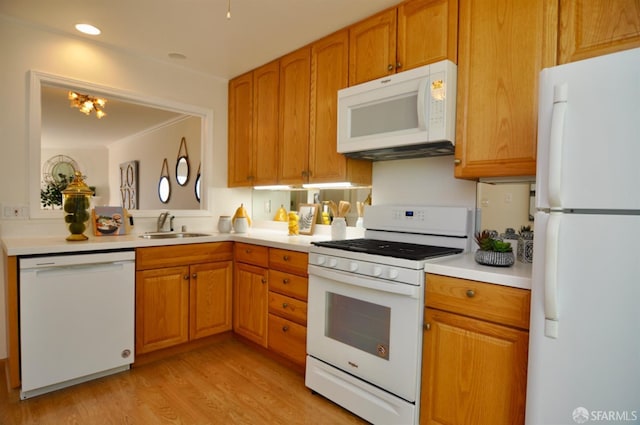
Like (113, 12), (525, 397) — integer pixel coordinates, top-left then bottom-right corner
(309, 252), (423, 286)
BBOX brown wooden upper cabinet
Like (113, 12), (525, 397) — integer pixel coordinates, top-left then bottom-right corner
(228, 60), (280, 187)
(349, 0), (458, 86)
(309, 30), (372, 185)
(278, 47), (311, 184)
(558, 0), (640, 64)
(453, 0), (557, 180)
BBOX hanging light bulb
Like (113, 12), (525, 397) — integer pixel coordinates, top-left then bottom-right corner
(226, 0), (231, 19)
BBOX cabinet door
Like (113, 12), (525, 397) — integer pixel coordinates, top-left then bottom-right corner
(233, 262), (269, 347)
(136, 266), (189, 354)
(228, 72), (254, 187)
(420, 308), (528, 425)
(397, 0), (458, 69)
(349, 8), (397, 85)
(309, 30), (372, 185)
(278, 47), (311, 184)
(252, 60), (280, 186)
(454, 0), (557, 179)
(189, 261), (233, 340)
(558, 0), (640, 64)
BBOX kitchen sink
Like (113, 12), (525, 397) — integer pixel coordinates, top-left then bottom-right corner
(139, 232), (211, 239)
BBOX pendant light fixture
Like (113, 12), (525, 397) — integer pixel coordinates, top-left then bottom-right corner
(227, 0), (231, 19)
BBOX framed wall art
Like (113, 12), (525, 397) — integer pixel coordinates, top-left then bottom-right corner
(298, 204), (318, 235)
(119, 160), (138, 209)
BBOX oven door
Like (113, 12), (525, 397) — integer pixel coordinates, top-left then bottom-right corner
(307, 264), (423, 402)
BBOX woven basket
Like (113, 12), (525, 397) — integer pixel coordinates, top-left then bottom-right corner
(474, 250), (515, 267)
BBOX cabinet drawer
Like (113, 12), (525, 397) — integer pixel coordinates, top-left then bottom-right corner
(268, 292), (307, 326)
(425, 274), (530, 330)
(269, 269), (308, 301)
(269, 248), (308, 276)
(234, 243), (269, 268)
(268, 314), (307, 366)
(136, 242), (233, 270)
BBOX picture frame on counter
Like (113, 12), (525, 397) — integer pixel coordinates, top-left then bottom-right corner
(298, 204), (318, 235)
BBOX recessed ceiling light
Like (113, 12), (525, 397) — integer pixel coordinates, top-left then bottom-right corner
(168, 52), (187, 60)
(75, 23), (101, 36)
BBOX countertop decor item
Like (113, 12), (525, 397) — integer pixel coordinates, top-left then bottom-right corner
(288, 212), (299, 235)
(517, 225), (534, 263)
(62, 171), (93, 241)
(274, 205), (287, 222)
(474, 230), (514, 267)
(232, 203), (251, 227)
(297, 204), (318, 235)
(217, 215), (232, 233)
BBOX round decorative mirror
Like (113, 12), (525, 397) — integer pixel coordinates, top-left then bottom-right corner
(176, 156), (189, 186)
(175, 137), (190, 186)
(194, 163), (201, 202)
(158, 159), (171, 203)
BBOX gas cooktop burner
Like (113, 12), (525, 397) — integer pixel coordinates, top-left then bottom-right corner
(312, 238), (463, 261)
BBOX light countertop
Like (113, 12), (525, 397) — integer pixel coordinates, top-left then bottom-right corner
(3, 228), (531, 290)
(425, 253), (532, 290)
(1, 228), (334, 256)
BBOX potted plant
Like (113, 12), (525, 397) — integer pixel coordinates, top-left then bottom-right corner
(474, 230), (515, 267)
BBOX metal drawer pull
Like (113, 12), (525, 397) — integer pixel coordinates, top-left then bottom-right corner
(466, 289), (475, 298)
(282, 278), (290, 284)
(282, 302), (289, 308)
(282, 325), (289, 332)
(283, 255), (290, 261)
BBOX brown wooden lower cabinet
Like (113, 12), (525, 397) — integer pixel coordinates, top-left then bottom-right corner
(136, 243), (233, 355)
(421, 274), (530, 425)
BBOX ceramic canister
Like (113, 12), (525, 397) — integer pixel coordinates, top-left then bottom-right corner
(233, 217), (249, 233)
(217, 216), (232, 233)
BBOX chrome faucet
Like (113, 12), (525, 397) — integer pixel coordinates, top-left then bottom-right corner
(157, 211), (170, 232)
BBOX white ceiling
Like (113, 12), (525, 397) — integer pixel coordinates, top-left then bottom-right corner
(0, 0), (399, 80)
(4, 0), (399, 148)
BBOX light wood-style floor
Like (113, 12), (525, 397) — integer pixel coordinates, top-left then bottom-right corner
(0, 336), (368, 425)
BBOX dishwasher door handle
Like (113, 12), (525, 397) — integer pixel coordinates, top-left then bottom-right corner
(28, 261), (132, 278)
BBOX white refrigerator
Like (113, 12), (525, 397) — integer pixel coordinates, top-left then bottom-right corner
(526, 47), (640, 424)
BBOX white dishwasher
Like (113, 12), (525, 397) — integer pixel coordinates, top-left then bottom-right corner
(19, 250), (135, 399)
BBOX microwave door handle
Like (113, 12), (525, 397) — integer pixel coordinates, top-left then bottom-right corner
(417, 78), (429, 130)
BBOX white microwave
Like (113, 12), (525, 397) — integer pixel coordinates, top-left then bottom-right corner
(337, 60), (456, 161)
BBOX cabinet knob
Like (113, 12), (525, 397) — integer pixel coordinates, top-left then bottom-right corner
(454, 158), (461, 165)
(282, 302), (289, 309)
(261, 278), (267, 284)
(424, 322), (431, 331)
(282, 278), (290, 284)
(466, 289), (475, 298)
(184, 275), (190, 280)
(282, 325), (289, 332)
(396, 62), (402, 69)
(283, 255), (290, 261)
(192, 273), (197, 279)
(387, 64), (394, 71)
(245, 249), (252, 254)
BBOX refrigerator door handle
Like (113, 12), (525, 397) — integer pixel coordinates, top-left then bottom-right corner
(544, 212), (561, 338)
(548, 83), (568, 209)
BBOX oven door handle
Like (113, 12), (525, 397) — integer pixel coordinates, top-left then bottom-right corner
(308, 265), (421, 299)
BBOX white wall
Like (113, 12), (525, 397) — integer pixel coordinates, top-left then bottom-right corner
(0, 16), (244, 359)
(372, 156), (477, 209)
(109, 116), (201, 210)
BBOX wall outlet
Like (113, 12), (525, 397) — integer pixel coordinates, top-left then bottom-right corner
(2, 204), (29, 219)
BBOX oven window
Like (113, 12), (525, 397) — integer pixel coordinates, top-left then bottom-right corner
(325, 292), (390, 360)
